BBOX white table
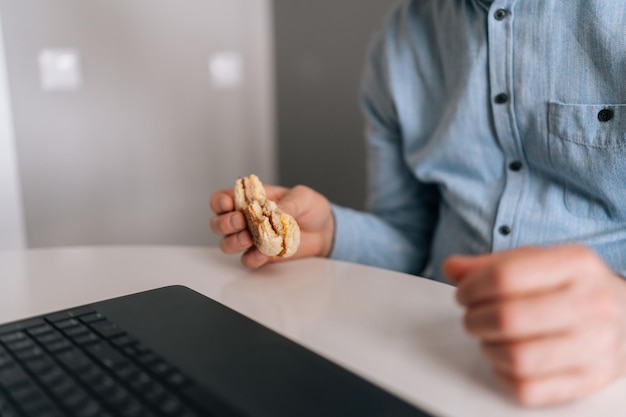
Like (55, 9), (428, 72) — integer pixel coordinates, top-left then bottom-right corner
(1, 246), (625, 417)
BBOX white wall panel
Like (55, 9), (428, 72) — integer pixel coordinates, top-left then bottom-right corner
(0, 0), (275, 247)
(0, 9), (26, 250)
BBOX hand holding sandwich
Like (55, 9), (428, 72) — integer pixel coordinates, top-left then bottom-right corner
(210, 178), (334, 268)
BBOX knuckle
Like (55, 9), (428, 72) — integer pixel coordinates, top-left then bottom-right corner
(568, 245), (601, 271)
(219, 232), (249, 254)
(462, 311), (478, 335)
(209, 216), (223, 234)
(513, 381), (541, 407)
(215, 215), (231, 234)
(219, 235), (237, 254)
(506, 345), (533, 377)
(291, 184), (310, 194)
(589, 290), (620, 322)
(210, 190), (232, 214)
(490, 265), (514, 294)
(495, 304), (520, 335)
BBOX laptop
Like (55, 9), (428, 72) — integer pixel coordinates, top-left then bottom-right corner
(0, 285), (433, 417)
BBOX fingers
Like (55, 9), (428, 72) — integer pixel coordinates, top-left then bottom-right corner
(210, 189), (235, 214)
(210, 211), (246, 235)
(443, 252), (495, 283)
(218, 230), (252, 254)
(463, 288), (578, 341)
(267, 184), (311, 218)
(482, 326), (618, 378)
(241, 247), (272, 269)
(210, 188), (255, 256)
(450, 246), (598, 306)
(494, 365), (613, 407)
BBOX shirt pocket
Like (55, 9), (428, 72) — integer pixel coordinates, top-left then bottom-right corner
(548, 101), (626, 221)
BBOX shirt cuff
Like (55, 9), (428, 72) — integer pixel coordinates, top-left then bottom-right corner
(328, 204), (361, 262)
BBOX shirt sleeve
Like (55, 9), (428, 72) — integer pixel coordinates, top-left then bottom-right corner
(329, 16), (439, 276)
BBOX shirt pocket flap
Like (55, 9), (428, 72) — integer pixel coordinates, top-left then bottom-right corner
(549, 102), (626, 149)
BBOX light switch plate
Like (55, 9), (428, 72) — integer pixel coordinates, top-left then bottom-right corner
(38, 49), (82, 91)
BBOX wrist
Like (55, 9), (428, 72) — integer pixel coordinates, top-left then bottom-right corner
(319, 209), (336, 258)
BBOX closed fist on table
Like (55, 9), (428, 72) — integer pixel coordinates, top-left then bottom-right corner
(444, 245), (626, 407)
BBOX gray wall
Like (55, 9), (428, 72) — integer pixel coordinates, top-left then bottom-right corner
(273, 0), (395, 210)
(0, 0), (275, 247)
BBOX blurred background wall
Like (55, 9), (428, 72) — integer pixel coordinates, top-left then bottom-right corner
(0, 0), (394, 250)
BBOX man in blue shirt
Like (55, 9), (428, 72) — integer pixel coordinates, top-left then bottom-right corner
(210, 0), (626, 406)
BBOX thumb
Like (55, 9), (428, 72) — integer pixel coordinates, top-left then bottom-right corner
(274, 185), (322, 220)
(264, 185), (306, 218)
(442, 253), (495, 284)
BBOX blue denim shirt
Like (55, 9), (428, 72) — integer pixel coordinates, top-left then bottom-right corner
(329, 0), (626, 282)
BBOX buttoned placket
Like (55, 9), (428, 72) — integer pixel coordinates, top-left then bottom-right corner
(487, 0), (527, 252)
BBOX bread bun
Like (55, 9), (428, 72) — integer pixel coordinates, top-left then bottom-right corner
(234, 175), (300, 258)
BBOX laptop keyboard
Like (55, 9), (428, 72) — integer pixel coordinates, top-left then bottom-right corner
(0, 307), (212, 417)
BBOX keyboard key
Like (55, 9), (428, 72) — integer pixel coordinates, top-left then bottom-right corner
(136, 352), (159, 366)
(143, 381), (168, 403)
(22, 356), (55, 374)
(57, 348), (93, 373)
(54, 318), (81, 330)
(72, 398), (104, 417)
(0, 366), (31, 390)
(20, 399), (63, 417)
(63, 324), (91, 339)
(91, 374), (118, 397)
(110, 334), (137, 348)
(73, 332), (100, 346)
(101, 385), (132, 409)
(45, 339), (73, 353)
(117, 398), (145, 417)
(38, 365), (67, 386)
(14, 346), (46, 362)
(0, 318), (46, 335)
(45, 307), (95, 323)
(27, 323), (55, 337)
(35, 331), (64, 345)
(0, 349), (16, 369)
(127, 370), (154, 392)
(86, 342), (128, 369)
(9, 381), (42, 403)
(48, 375), (80, 398)
(79, 312), (105, 324)
(0, 392), (22, 417)
(90, 321), (125, 339)
(157, 394), (184, 416)
(0, 331), (27, 344)
(59, 386), (90, 411)
(0, 355), (14, 369)
(166, 371), (188, 387)
(147, 360), (172, 376)
(5, 338), (36, 352)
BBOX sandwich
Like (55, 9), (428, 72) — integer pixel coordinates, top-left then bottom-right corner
(234, 175), (301, 258)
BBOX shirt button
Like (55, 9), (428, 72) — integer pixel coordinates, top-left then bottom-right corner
(498, 225), (511, 236)
(598, 108), (614, 122)
(494, 9), (508, 20)
(509, 161), (523, 171)
(494, 93), (508, 104)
